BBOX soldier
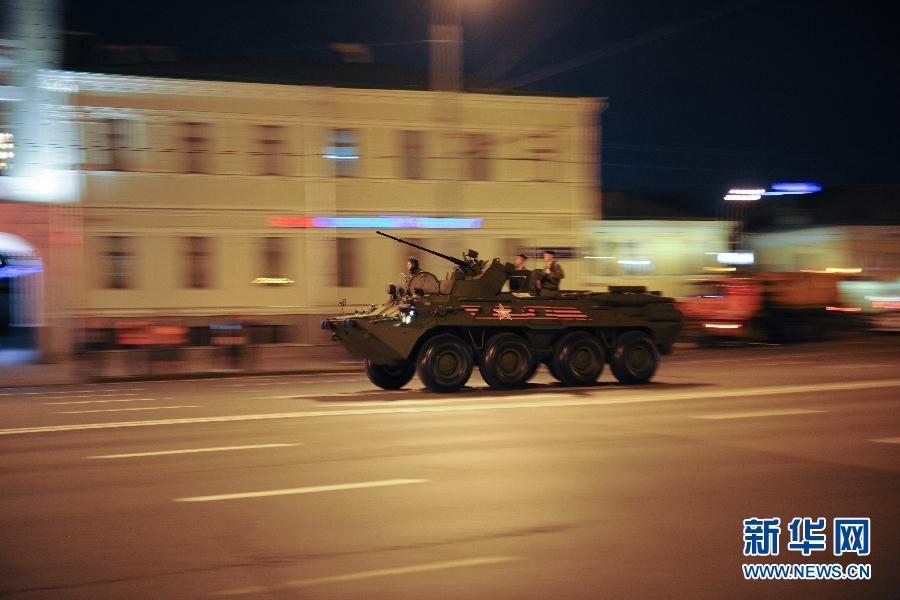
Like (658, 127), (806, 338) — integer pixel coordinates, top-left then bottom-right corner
(508, 253), (529, 291)
(398, 256), (421, 296)
(405, 256), (421, 277)
(538, 249), (565, 291)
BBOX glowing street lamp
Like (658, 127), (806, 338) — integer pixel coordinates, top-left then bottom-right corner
(724, 188), (764, 201)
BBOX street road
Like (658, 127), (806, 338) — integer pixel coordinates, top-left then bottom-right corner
(1, 337), (898, 599)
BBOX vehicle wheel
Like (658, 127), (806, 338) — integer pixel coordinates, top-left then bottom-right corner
(552, 331), (605, 386)
(365, 360), (415, 390)
(416, 334), (474, 392)
(610, 331), (659, 384)
(478, 332), (535, 389)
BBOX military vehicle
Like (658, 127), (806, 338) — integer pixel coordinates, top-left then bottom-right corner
(322, 232), (683, 393)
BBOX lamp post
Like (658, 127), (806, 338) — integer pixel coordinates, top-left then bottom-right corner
(722, 188), (763, 252)
(430, 0), (463, 91)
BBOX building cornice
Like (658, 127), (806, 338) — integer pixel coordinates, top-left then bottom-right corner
(44, 69), (602, 109)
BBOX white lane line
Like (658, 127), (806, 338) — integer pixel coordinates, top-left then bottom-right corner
(749, 361), (818, 366)
(175, 478), (428, 503)
(870, 437), (900, 444)
(87, 443), (301, 459)
(671, 352), (848, 366)
(828, 364), (895, 369)
(43, 398), (159, 405)
(0, 388), (143, 397)
(324, 397), (488, 407)
(4, 378), (900, 436)
(231, 379), (365, 388)
(56, 405), (200, 414)
(215, 556), (523, 596)
(692, 408), (824, 420)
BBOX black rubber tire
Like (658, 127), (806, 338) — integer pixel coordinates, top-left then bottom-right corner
(478, 332), (535, 389)
(365, 360), (415, 390)
(416, 333), (474, 392)
(552, 331), (605, 386)
(610, 331), (659, 384)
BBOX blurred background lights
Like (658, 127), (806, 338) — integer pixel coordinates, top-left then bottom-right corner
(0, 133), (14, 171)
(268, 215), (483, 229)
(771, 182), (822, 193)
(717, 252), (754, 265)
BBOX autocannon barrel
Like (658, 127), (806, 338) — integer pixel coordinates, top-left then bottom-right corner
(376, 230), (477, 275)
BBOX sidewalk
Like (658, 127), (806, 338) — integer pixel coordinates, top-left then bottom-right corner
(0, 343), (363, 389)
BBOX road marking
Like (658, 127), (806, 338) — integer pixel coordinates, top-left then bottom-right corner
(750, 361), (818, 366)
(0, 388), (143, 397)
(43, 398), (159, 405)
(671, 352), (852, 366)
(324, 397), (489, 407)
(56, 405), (200, 414)
(3, 378), (900, 436)
(215, 556), (523, 595)
(870, 437), (900, 444)
(828, 364), (895, 369)
(175, 478), (428, 503)
(230, 379), (359, 388)
(87, 443), (301, 459)
(692, 408), (824, 420)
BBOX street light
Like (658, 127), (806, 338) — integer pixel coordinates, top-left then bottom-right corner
(724, 188), (764, 201)
(430, 0), (464, 91)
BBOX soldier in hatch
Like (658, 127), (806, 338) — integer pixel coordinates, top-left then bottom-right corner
(508, 253), (529, 291)
(398, 256), (420, 296)
(536, 249), (565, 292)
(405, 256), (420, 277)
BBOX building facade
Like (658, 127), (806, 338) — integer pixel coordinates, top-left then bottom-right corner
(584, 219), (735, 297)
(5, 70), (602, 356)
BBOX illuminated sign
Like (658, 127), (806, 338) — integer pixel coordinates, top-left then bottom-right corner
(770, 182), (821, 193)
(268, 216), (483, 229)
(717, 252), (754, 265)
(252, 277), (295, 285)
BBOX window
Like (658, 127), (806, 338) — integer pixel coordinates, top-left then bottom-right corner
(261, 237), (285, 277)
(529, 132), (557, 182)
(107, 118), (127, 171)
(336, 238), (359, 287)
(103, 236), (132, 289)
(79, 119), (128, 171)
(182, 122), (212, 174)
(467, 133), (491, 181)
(256, 125), (285, 176)
(325, 129), (358, 177)
(401, 130), (425, 179)
(185, 237), (212, 288)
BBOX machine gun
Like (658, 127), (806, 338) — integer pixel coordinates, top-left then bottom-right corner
(376, 231), (483, 277)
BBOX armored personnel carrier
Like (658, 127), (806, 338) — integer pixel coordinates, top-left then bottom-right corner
(322, 232), (683, 392)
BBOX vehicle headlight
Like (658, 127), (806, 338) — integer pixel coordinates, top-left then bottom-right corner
(399, 308), (416, 325)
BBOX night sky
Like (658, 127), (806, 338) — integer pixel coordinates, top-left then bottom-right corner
(65, 0), (900, 212)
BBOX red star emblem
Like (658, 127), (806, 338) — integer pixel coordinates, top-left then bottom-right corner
(494, 304), (513, 320)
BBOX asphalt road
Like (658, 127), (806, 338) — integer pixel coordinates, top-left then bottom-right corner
(1, 337), (899, 599)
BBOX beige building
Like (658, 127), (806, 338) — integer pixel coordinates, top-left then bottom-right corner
(29, 70), (602, 349)
(584, 220), (735, 297)
(747, 226), (900, 277)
